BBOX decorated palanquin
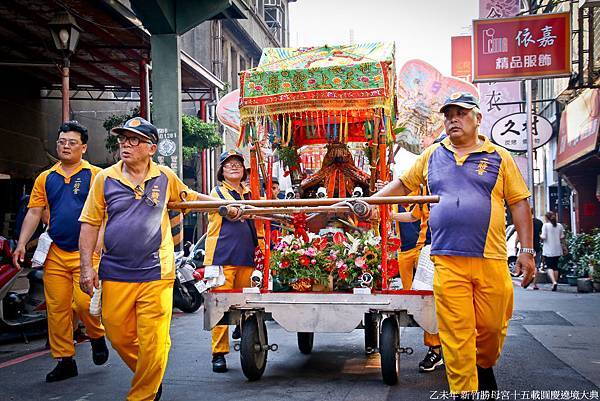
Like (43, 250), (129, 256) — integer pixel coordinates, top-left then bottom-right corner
(238, 42), (397, 199)
(234, 43), (400, 292)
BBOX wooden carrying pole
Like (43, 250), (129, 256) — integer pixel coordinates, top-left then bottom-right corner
(168, 195), (439, 211)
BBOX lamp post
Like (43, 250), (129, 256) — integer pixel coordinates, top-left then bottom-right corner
(48, 12), (82, 122)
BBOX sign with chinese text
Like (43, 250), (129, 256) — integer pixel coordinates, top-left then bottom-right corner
(477, 0), (521, 140)
(473, 12), (571, 82)
(490, 112), (553, 152)
(451, 36), (473, 81)
(480, 0), (520, 19)
(556, 88), (600, 169)
(156, 128), (180, 174)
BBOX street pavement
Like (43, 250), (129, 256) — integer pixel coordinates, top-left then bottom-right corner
(0, 280), (599, 401)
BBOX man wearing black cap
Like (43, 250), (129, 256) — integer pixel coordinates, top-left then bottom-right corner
(78, 117), (214, 400)
(374, 93), (535, 397)
(13, 121), (109, 382)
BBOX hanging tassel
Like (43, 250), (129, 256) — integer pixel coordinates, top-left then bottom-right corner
(287, 114), (292, 146)
(327, 112), (331, 141)
(333, 111), (338, 141)
(344, 110), (349, 142)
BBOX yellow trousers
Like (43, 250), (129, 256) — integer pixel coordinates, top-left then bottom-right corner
(398, 247), (419, 290)
(432, 255), (513, 394)
(44, 245), (104, 358)
(102, 280), (173, 401)
(211, 265), (254, 355)
(398, 247), (441, 348)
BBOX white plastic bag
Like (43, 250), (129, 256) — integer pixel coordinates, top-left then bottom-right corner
(31, 232), (52, 267)
(195, 265), (225, 293)
(89, 281), (102, 317)
(412, 245), (435, 291)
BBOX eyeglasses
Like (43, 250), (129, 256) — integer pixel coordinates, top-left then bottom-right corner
(223, 162), (244, 169)
(56, 139), (81, 147)
(117, 134), (152, 147)
(134, 185), (158, 207)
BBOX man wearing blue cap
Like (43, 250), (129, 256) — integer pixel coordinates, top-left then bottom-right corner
(374, 93), (535, 398)
(79, 117), (214, 400)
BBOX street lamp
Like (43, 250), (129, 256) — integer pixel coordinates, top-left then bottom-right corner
(48, 11), (82, 122)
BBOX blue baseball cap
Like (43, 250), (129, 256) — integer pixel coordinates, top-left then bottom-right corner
(439, 92), (480, 113)
(219, 149), (245, 166)
(111, 117), (159, 144)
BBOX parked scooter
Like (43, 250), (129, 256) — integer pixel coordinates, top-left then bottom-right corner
(0, 236), (47, 338)
(173, 235), (206, 313)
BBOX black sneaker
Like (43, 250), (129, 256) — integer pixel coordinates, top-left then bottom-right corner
(90, 336), (109, 365)
(477, 365), (498, 392)
(418, 347), (444, 372)
(212, 354), (227, 373)
(46, 358), (78, 382)
(154, 383), (162, 401)
(232, 325), (241, 340)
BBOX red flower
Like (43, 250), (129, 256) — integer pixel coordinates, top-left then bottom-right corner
(307, 78), (316, 85)
(299, 255), (311, 266)
(387, 259), (399, 278)
(338, 266), (348, 280)
(333, 232), (345, 245)
(314, 237), (328, 251)
(387, 237), (401, 252)
(280, 259), (290, 269)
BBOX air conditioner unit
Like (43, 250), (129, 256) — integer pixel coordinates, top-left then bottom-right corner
(579, 0), (600, 8)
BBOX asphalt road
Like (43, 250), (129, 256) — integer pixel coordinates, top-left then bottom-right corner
(0, 282), (598, 401)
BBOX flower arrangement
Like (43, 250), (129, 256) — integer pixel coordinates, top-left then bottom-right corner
(270, 230), (401, 291)
(270, 233), (331, 291)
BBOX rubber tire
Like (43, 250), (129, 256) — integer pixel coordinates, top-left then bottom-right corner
(240, 315), (268, 381)
(364, 313), (378, 354)
(297, 332), (314, 354)
(380, 316), (399, 385)
(174, 282), (203, 313)
(508, 257), (518, 276)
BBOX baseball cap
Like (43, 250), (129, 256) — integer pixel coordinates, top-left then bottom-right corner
(111, 117), (159, 144)
(219, 149), (245, 166)
(439, 92), (480, 113)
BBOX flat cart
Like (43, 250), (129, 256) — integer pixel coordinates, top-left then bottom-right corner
(169, 42), (439, 385)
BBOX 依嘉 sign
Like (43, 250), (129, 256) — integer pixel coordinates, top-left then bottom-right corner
(473, 12), (571, 82)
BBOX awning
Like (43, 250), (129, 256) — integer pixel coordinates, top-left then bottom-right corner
(556, 88), (600, 170)
(0, 0), (222, 96)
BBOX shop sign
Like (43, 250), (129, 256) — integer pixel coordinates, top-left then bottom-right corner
(556, 88), (600, 169)
(473, 12), (571, 82)
(451, 36), (473, 82)
(490, 112), (553, 152)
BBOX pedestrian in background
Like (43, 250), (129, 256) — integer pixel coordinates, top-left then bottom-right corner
(204, 150), (263, 373)
(516, 214), (543, 290)
(373, 92), (535, 397)
(13, 121), (108, 382)
(79, 117), (213, 401)
(541, 211), (565, 292)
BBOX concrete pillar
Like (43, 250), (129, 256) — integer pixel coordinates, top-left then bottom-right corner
(150, 34), (183, 177)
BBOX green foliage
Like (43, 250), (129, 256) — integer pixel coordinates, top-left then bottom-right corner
(560, 229), (600, 278)
(275, 146), (299, 168)
(102, 107), (141, 153)
(181, 114), (221, 160)
(102, 110), (222, 161)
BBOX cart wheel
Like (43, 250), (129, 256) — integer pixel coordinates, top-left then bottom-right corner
(364, 313), (378, 354)
(297, 332), (314, 354)
(240, 315), (268, 381)
(380, 316), (399, 385)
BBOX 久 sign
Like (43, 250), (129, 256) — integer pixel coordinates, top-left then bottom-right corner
(473, 12), (571, 82)
(490, 112), (553, 152)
